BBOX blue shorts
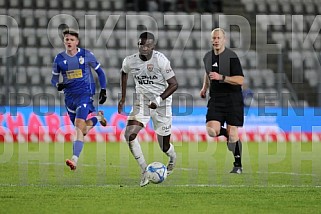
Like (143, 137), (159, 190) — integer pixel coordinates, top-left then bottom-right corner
(64, 93), (96, 124)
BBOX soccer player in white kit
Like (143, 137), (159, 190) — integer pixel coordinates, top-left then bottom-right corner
(118, 32), (178, 187)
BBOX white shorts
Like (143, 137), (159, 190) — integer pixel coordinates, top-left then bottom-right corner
(128, 101), (172, 136)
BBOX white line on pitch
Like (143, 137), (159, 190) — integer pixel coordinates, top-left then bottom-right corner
(0, 183), (320, 188)
(16, 162), (319, 177)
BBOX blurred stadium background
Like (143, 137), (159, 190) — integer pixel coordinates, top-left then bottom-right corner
(1, 3), (321, 212)
(1, 0), (321, 142)
(2, 0), (321, 106)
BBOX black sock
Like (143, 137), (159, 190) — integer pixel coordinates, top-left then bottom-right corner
(234, 140), (242, 167)
(218, 127), (228, 139)
(227, 140), (242, 167)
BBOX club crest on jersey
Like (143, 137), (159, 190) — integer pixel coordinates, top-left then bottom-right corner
(147, 64), (154, 72)
(79, 56), (84, 64)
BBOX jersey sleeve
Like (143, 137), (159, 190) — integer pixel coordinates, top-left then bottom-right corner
(230, 53), (244, 77)
(159, 55), (175, 80)
(87, 51), (101, 70)
(52, 55), (60, 75)
(203, 51), (212, 73)
(51, 55), (60, 87)
(121, 57), (130, 73)
(87, 50), (107, 88)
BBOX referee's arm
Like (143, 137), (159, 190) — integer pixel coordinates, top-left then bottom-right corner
(200, 73), (210, 98)
(222, 75), (244, 86)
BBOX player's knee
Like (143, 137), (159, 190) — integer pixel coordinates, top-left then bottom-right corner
(75, 120), (87, 135)
(125, 124), (142, 142)
(124, 129), (137, 142)
(206, 127), (219, 137)
(128, 134), (137, 142)
(79, 127), (87, 136)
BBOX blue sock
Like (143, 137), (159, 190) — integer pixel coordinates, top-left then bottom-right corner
(73, 140), (84, 157)
(89, 117), (98, 126)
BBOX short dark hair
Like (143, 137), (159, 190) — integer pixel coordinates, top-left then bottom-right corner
(139, 32), (155, 41)
(62, 28), (79, 38)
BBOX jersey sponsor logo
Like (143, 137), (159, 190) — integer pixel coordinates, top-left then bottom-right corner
(79, 56), (84, 64)
(212, 62), (218, 67)
(63, 60), (67, 64)
(162, 124), (171, 132)
(66, 69), (83, 79)
(147, 64), (154, 72)
(135, 75), (157, 84)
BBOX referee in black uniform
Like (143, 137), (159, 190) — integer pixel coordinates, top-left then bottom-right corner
(200, 28), (244, 174)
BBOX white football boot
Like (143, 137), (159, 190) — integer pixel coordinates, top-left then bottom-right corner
(140, 171), (149, 187)
(167, 156), (176, 175)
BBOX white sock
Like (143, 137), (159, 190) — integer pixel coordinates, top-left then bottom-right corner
(165, 143), (176, 163)
(95, 115), (102, 122)
(129, 138), (147, 172)
(71, 155), (78, 164)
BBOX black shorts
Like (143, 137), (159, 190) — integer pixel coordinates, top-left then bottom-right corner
(206, 92), (244, 126)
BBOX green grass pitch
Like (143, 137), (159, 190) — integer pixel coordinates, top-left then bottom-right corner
(1, 141), (321, 213)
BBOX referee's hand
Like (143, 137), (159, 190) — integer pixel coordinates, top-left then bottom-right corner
(209, 72), (221, 80)
(200, 89), (207, 99)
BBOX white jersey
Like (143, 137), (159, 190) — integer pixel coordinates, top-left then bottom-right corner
(121, 50), (175, 106)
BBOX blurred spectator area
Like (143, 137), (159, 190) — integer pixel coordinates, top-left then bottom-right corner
(0, 0), (319, 107)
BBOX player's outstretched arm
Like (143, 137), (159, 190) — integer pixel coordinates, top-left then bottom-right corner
(118, 71), (128, 114)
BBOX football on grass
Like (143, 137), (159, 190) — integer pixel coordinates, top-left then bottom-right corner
(146, 162), (167, 184)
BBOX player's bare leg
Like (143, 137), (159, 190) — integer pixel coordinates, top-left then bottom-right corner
(158, 135), (176, 175)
